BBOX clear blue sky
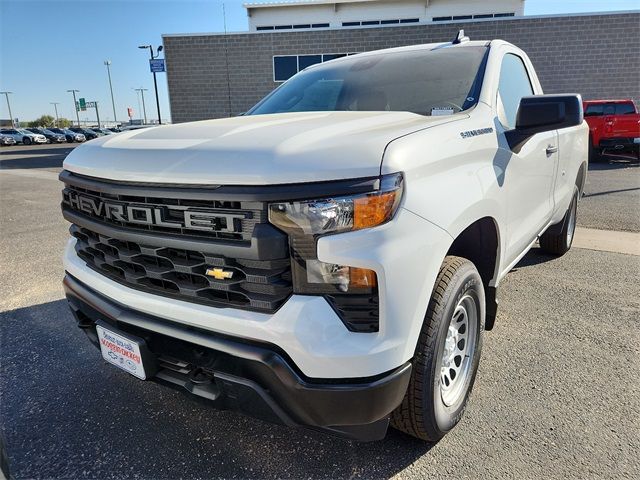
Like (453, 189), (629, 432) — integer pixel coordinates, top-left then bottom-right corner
(1, 0), (638, 123)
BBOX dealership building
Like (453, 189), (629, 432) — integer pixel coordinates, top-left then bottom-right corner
(163, 0), (639, 122)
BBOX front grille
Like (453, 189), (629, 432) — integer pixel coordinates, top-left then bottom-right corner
(62, 183), (265, 242)
(71, 225), (292, 312)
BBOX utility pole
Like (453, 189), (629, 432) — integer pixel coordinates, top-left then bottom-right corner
(50, 102), (60, 127)
(138, 44), (163, 124)
(94, 102), (101, 128)
(134, 88), (148, 124)
(104, 60), (117, 125)
(1, 91), (14, 127)
(67, 89), (80, 126)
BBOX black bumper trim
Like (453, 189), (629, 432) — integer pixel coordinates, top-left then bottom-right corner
(63, 273), (411, 441)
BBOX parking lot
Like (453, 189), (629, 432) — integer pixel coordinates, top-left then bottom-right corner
(1, 143), (639, 479)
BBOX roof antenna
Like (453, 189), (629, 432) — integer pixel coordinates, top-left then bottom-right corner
(452, 29), (470, 44)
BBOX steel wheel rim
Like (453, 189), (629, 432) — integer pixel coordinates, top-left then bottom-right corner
(440, 294), (478, 407)
(567, 198), (577, 246)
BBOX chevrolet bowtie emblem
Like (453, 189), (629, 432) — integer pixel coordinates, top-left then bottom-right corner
(205, 268), (234, 280)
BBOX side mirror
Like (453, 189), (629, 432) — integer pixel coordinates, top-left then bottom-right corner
(506, 94), (583, 150)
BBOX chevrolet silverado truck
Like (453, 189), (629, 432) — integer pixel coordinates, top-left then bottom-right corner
(584, 99), (640, 162)
(61, 33), (588, 442)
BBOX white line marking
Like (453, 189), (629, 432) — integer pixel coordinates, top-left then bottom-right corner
(574, 227), (640, 256)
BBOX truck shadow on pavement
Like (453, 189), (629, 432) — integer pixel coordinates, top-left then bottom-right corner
(0, 299), (435, 479)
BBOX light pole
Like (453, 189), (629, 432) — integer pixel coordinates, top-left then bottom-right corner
(1, 91), (14, 127)
(134, 88), (148, 124)
(138, 44), (163, 124)
(50, 102), (60, 127)
(133, 88), (142, 123)
(67, 89), (80, 126)
(104, 60), (117, 125)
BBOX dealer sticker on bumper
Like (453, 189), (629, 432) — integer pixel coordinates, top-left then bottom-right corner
(96, 325), (147, 380)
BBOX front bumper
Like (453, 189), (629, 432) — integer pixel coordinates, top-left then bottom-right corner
(64, 273), (411, 441)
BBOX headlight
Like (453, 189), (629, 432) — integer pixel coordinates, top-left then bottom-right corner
(268, 173), (403, 236)
(268, 173), (404, 332)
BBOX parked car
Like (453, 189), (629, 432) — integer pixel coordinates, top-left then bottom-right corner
(27, 127), (66, 143)
(49, 128), (86, 143)
(60, 35), (587, 442)
(584, 99), (640, 161)
(91, 127), (113, 135)
(69, 127), (100, 140)
(0, 134), (17, 146)
(0, 128), (47, 145)
(108, 127), (121, 133)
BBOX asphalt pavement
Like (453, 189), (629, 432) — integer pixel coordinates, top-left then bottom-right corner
(0, 144), (639, 479)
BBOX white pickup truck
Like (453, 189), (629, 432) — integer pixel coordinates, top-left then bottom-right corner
(61, 33), (587, 442)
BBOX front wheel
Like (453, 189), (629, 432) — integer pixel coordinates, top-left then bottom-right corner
(22, 137), (32, 145)
(391, 256), (484, 441)
(539, 186), (578, 256)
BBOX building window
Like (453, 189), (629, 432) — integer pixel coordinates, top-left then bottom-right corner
(257, 23), (329, 31)
(433, 13), (516, 21)
(273, 56), (299, 82)
(273, 53), (355, 82)
(342, 18), (419, 27)
(298, 54), (322, 70)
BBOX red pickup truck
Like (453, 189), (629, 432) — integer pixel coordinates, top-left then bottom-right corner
(584, 99), (640, 162)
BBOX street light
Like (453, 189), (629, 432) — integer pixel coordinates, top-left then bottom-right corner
(1, 91), (14, 127)
(104, 60), (117, 126)
(138, 44), (163, 124)
(67, 89), (80, 126)
(50, 102), (60, 127)
(134, 87), (148, 124)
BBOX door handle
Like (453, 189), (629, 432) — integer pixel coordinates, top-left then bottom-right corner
(546, 145), (558, 155)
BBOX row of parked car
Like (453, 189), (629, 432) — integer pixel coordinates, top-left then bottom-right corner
(0, 126), (122, 146)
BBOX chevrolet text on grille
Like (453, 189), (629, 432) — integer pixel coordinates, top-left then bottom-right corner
(66, 191), (247, 233)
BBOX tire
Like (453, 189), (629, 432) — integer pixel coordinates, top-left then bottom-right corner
(539, 186), (579, 256)
(22, 137), (32, 145)
(588, 138), (602, 163)
(391, 256), (484, 441)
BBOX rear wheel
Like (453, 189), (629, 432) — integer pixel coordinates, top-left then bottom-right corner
(22, 137), (32, 145)
(391, 256), (484, 441)
(539, 186), (578, 256)
(588, 138), (602, 163)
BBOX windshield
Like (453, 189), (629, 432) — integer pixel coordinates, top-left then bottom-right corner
(249, 46), (487, 116)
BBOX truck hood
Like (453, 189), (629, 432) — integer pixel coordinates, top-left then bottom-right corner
(63, 111), (465, 185)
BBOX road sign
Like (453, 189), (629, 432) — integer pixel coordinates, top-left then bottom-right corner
(79, 98), (86, 111)
(86, 101), (97, 108)
(149, 58), (165, 73)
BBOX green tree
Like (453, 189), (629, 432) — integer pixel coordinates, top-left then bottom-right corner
(28, 115), (56, 127)
(57, 118), (72, 128)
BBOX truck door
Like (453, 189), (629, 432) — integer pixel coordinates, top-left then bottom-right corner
(496, 53), (558, 266)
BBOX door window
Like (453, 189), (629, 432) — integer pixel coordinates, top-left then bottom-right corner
(497, 54), (534, 129)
